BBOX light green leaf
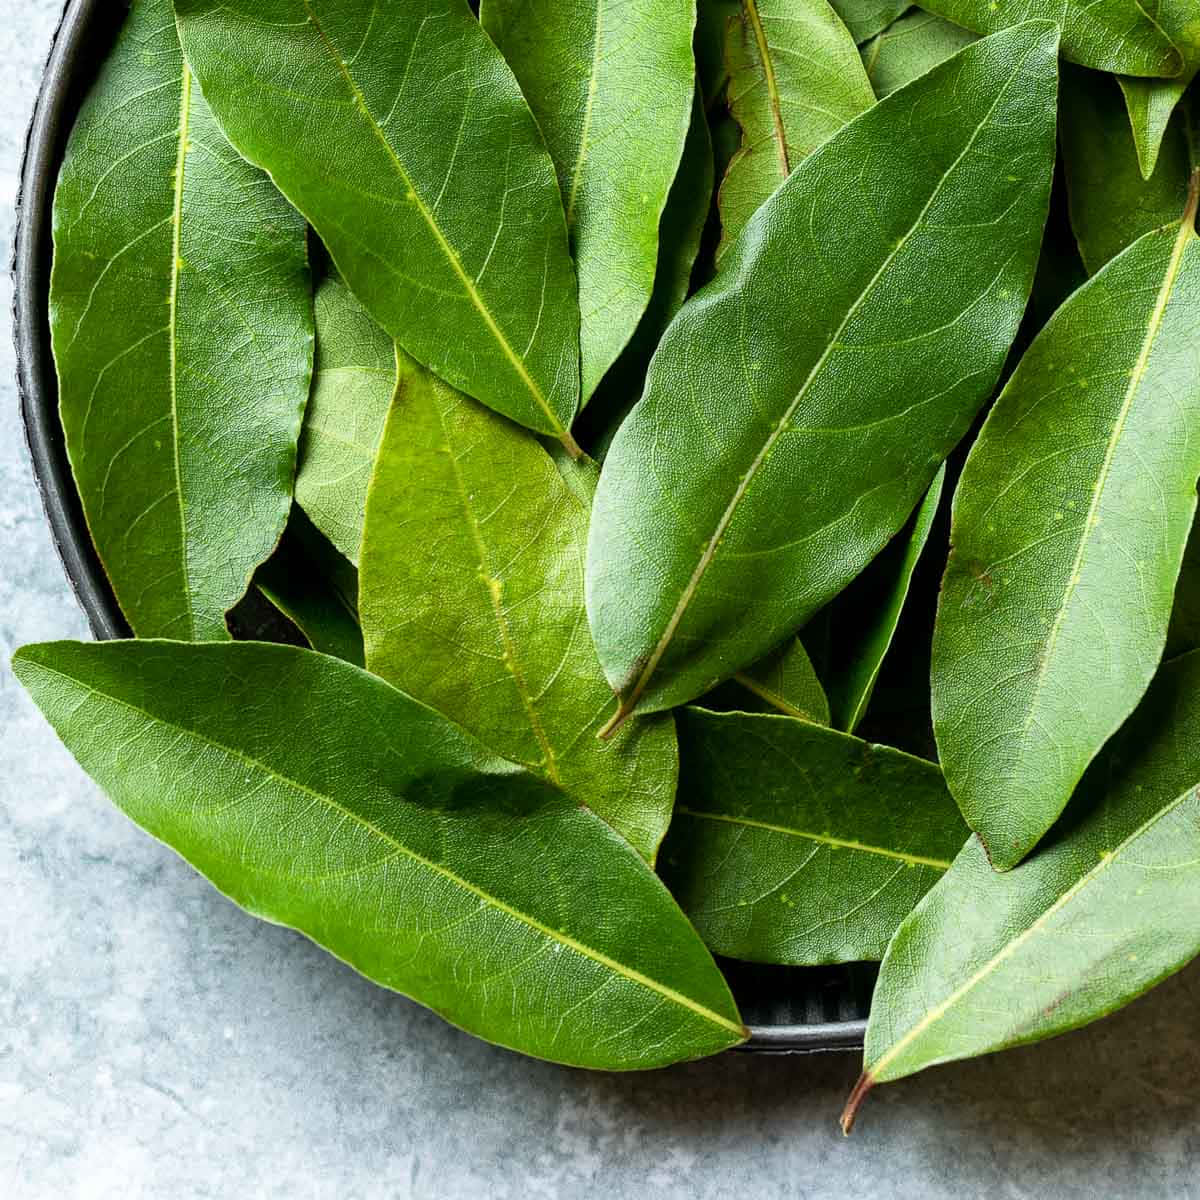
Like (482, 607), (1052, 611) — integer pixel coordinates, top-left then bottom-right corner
(360, 357), (678, 863)
(914, 0), (1182, 75)
(718, 0), (874, 254)
(830, 0), (909, 44)
(860, 10), (978, 97)
(932, 182), (1200, 870)
(1061, 66), (1195, 273)
(579, 85), (715, 460)
(174, 0), (581, 445)
(660, 709), (969, 964)
(294, 272), (396, 565)
(825, 463), (945, 732)
(13, 640), (745, 1069)
(50, 0), (312, 640)
(481, 0), (697, 403)
(732, 636), (831, 724)
(586, 24), (1059, 726)
(1117, 5), (1200, 178)
(255, 510), (365, 667)
(846, 650), (1200, 1127)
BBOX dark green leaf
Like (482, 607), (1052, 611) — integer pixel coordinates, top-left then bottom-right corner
(295, 272), (396, 565)
(932, 183), (1200, 870)
(359, 357), (678, 862)
(175, 0), (581, 443)
(732, 636), (831, 723)
(696, 0), (742, 103)
(13, 640), (745, 1068)
(481, 0), (697, 402)
(51, 0), (312, 639)
(586, 24), (1059, 725)
(660, 709), (969, 964)
(846, 650), (1200, 1123)
(830, 0), (909, 44)
(1166, 514), (1200, 658)
(1061, 65), (1195, 273)
(914, 0), (1181, 75)
(718, 0), (874, 254)
(860, 10), (978, 98)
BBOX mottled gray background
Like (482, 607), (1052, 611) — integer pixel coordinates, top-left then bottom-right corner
(2, 3), (1198, 1196)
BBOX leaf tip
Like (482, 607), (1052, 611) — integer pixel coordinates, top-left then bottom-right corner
(840, 1072), (874, 1136)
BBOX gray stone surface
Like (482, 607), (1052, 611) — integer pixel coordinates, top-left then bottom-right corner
(2, 4), (1199, 1196)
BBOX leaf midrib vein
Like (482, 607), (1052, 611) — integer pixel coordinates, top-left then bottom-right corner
(743, 0), (790, 179)
(25, 657), (744, 1039)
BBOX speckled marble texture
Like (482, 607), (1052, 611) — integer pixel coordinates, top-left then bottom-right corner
(2, 4), (1199, 1197)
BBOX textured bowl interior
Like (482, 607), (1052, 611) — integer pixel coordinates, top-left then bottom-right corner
(13, 0), (873, 1054)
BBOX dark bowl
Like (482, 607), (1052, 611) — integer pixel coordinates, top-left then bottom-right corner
(12, 0), (873, 1055)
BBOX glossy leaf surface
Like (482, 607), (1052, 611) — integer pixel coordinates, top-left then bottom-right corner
(1117, 4), (1199, 179)
(660, 709), (969, 964)
(586, 25), (1059, 723)
(914, 0), (1181, 75)
(481, 0), (697, 402)
(825, 464), (944, 732)
(850, 651), (1200, 1112)
(861, 11), (978, 98)
(175, 0), (581, 441)
(14, 640), (744, 1068)
(830, 0), (909, 43)
(51, 0), (312, 640)
(360, 359), (678, 862)
(718, 0), (874, 254)
(295, 273), (396, 565)
(933, 190), (1200, 870)
(1061, 66), (1195, 273)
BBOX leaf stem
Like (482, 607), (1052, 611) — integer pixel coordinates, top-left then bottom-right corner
(559, 428), (584, 460)
(1185, 166), (1200, 233)
(597, 698), (635, 740)
(840, 1072), (874, 1136)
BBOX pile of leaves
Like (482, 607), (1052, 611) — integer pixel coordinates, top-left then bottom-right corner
(16, 0), (1200, 1126)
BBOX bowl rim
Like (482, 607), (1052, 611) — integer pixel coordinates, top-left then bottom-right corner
(11, 0), (869, 1057)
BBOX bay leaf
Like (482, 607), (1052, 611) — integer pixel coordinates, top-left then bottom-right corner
(824, 463), (945, 733)
(50, 0), (312, 640)
(577, 86), (715, 460)
(845, 650), (1200, 1127)
(1166, 517), (1200, 658)
(359, 357), (678, 863)
(914, 0), (1181, 75)
(860, 10), (978, 97)
(732, 636), (831, 723)
(1117, 4), (1200, 179)
(254, 511), (364, 667)
(830, 0), (909, 44)
(480, 0), (697, 403)
(718, 0), (874, 254)
(13, 640), (745, 1069)
(174, 0), (582, 446)
(660, 708), (969, 964)
(294, 272), (396, 566)
(1061, 65), (1195, 273)
(586, 24), (1059, 727)
(696, 0), (742, 103)
(932, 178), (1200, 871)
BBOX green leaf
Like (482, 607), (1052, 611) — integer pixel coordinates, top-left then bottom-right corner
(717, 0), (874, 255)
(913, 0), (1182, 75)
(732, 636), (831, 723)
(860, 10), (978, 98)
(1061, 66), (1195, 273)
(830, 0), (909, 44)
(1117, 5), (1200, 178)
(824, 463), (945, 732)
(932, 182), (1200, 871)
(1166, 517), (1200, 658)
(696, 0), (742, 102)
(359, 356), (678, 863)
(294, 272), (396, 565)
(845, 650), (1200, 1125)
(586, 24), (1060, 726)
(255, 511), (365, 667)
(13, 640), (745, 1068)
(660, 709), (969, 964)
(481, 0), (697, 404)
(578, 86), (715, 460)
(50, 0), (312, 640)
(174, 0), (581, 445)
